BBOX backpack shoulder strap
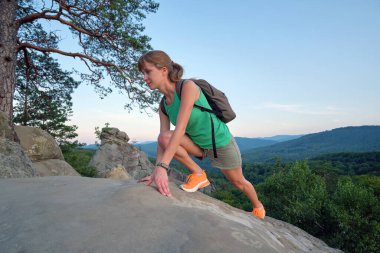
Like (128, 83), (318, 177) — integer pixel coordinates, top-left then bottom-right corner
(159, 97), (168, 117)
(160, 79), (184, 116)
(176, 78), (213, 113)
(176, 79), (185, 99)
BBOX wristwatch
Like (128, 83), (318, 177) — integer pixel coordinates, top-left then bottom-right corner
(155, 162), (171, 173)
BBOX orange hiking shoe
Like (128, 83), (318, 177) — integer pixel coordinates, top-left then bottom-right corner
(252, 206), (266, 220)
(180, 170), (210, 192)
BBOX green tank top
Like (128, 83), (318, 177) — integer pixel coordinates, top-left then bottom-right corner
(163, 87), (231, 149)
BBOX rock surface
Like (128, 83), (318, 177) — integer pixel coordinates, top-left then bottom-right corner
(0, 138), (38, 178)
(0, 176), (342, 253)
(33, 159), (80, 176)
(15, 125), (64, 161)
(90, 127), (154, 179)
(0, 112), (39, 178)
(105, 164), (132, 180)
(14, 125), (79, 177)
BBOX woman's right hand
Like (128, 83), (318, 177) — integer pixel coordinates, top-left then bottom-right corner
(138, 166), (172, 197)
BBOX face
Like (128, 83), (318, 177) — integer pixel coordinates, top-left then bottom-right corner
(141, 61), (167, 90)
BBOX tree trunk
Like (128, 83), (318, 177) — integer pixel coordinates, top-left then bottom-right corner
(0, 0), (18, 140)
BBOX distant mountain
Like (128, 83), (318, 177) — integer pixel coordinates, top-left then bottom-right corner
(234, 137), (277, 152)
(135, 142), (157, 158)
(135, 136), (293, 158)
(134, 140), (156, 145)
(259, 135), (303, 142)
(242, 126), (380, 163)
(80, 144), (100, 150)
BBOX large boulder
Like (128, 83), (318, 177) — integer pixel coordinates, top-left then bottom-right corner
(14, 125), (79, 177)
(0, 176), (343, 253)
(104, 164), (132, 180)
(0, 112), (38, 178)
(15, 125), (64, 161)
(90, 127), (154, 179)
(0, 138), (38, 178)
(90, 127), (213, 192)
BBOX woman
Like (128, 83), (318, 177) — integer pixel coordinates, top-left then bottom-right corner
(137, 50), (265, 219)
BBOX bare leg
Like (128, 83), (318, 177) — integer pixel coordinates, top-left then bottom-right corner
(220, 167), (262, 209)
(158, 131), (203, 174)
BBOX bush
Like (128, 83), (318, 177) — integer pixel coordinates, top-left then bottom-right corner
(325, 177), (380, 253)
(74, 165), (97, 177)
(353, 175), (380, 198)
(257, 161), (328, 235)
(63, 148), (97, 177)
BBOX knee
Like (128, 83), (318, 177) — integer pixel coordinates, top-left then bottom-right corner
(157, 130), (173, 148)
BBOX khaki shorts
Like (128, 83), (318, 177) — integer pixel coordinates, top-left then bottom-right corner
(202, 137), (242, 170)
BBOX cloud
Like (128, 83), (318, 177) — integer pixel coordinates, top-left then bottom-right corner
(260, 102), (341, 116)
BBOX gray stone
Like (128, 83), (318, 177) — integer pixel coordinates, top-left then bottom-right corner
(13, 125), (79, 177)
(14, 125), (64, 161)
(90, 128), (153, 179)
(0, 177), (343, 253)
(0, 138), (38, 178)
(91, 127), (213, 191)
(100, 127), (130, 145)
(104, 164), (131, 180)
(33, 159), (81, 177)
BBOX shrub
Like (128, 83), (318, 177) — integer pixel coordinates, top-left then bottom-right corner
(63, 148), (97, 177)
(257, 161), (328, 235)
(325, 177), (380, 253)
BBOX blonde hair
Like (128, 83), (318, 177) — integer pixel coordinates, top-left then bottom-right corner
(138, 50), (183, 82)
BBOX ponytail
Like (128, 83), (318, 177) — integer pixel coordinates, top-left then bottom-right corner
(169, 61), (183, 83)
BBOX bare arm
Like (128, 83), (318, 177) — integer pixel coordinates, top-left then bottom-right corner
(155, 104), (170, 164)
(138, 99), (173, 196)
(138, 80), (199, 197)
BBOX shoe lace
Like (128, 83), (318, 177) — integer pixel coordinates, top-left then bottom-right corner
(185, 174), (194, 183)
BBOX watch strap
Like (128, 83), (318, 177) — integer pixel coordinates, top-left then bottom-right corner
(155, 162), (170, 172)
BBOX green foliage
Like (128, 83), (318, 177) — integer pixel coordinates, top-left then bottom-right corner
(324, 177), (380, 253)
(63, 147), (97, 177)
(353, 175), (380, 197)
(257, 161), (328, 235)
(210, 175), (252, 211)
(13, 52), (80, 145)
(241, 162), (274, 185)
(308, 160), (342, 194)
(16, 0), (161, 112)
(312, 152), (380, 175)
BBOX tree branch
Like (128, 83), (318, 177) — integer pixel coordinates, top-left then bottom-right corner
(21, 47), (39, 81)
(18, 9), (114, 47)
(17, 10), (53, 26)
(18, 41), (131, 83)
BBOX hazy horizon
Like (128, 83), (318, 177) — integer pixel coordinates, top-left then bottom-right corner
(81, 125), (380, 145)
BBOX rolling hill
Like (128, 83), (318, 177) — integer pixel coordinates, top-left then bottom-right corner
(242, 126), (380, 163)
(134, 136), (300, 158)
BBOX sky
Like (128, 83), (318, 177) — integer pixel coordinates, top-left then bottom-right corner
(55, 0), (380, 144)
